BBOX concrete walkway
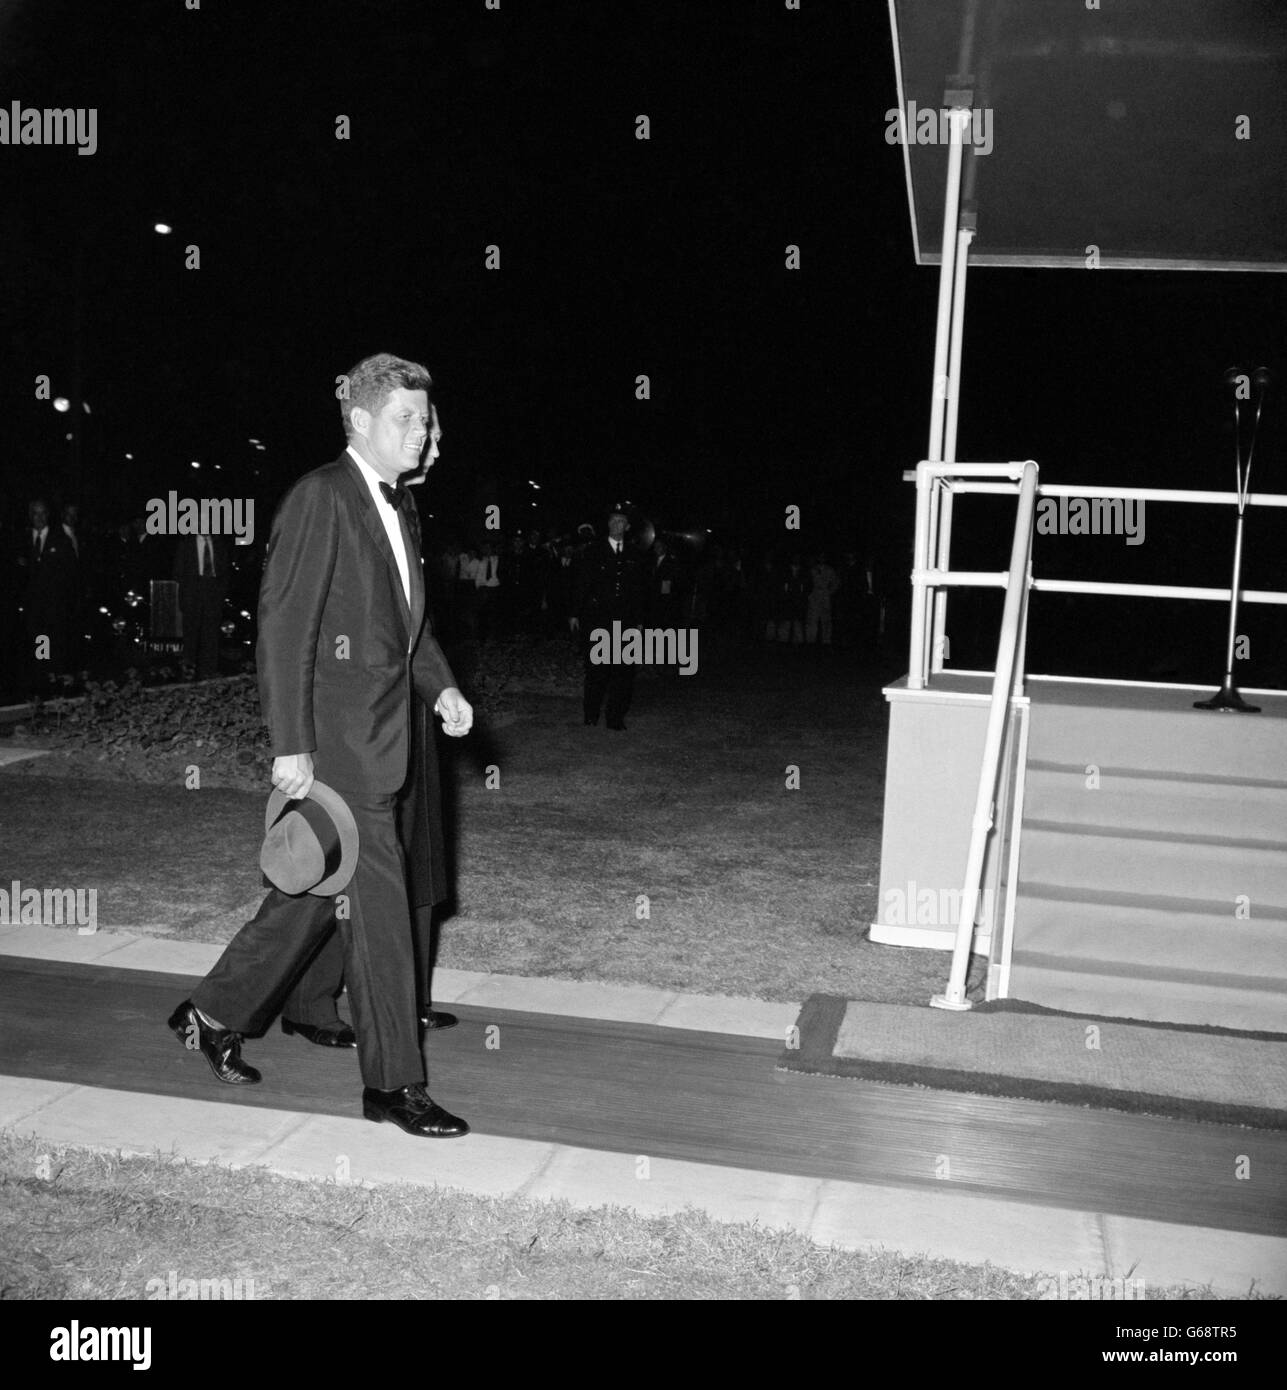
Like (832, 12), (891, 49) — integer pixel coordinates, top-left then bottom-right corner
(2, 922), (1284, 1297)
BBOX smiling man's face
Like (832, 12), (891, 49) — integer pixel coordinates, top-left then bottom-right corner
(351, 387), (431, 483)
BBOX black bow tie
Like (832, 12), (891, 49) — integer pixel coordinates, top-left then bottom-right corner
(379, 480), (410, 510)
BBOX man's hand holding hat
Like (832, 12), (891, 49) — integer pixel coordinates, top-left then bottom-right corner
(272, 752), (315, 800)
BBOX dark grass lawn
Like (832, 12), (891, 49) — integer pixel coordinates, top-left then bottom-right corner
(0, 641), (980, 1004)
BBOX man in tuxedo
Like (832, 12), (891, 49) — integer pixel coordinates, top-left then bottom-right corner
(169, 353), (474, 1139)
(173, 530), (232, 679)
(572, 508), (648, 729)
(278, 403), (461, 1039)
(17, 498), (76, 693)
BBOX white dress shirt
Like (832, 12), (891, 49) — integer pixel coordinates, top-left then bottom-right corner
(346, 444), (411, 607)
(475, 553), (500, 588)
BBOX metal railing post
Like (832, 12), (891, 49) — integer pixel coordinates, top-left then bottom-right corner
(908, 462), (934, 689)
(932, 460), (1039, 1012)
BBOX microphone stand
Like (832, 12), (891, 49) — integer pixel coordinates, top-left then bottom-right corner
(1195, 370), (1268, 713)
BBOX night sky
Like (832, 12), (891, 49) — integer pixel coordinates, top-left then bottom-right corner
(2, 0), (1285, 660)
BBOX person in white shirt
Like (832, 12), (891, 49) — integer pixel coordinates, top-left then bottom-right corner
(806, 553), (841, 645)
(474, 540), (501, 640)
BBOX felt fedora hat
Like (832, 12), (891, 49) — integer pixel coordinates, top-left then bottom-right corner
(260, 781), (359, 897)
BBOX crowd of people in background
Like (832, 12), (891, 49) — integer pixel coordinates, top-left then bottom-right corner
(5, 497), (246, 699)
(424, 526), (882, 653)
(4, 494), (888, 703)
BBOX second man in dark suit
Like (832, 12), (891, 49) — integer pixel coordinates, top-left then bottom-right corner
(173, 531), (232, 679)
(573, 509), (649, 730)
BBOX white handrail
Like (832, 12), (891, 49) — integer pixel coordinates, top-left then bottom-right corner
(1032, 578), (1287, 605)
(931, 461), (1039, 1012)
(900, 469), (1287, 508)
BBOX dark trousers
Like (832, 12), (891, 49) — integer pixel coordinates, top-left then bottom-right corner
(193, 788), (422, 1092)
(283, 902), (437, 1027)
(583, 650), (637, 725)
(181, 578), (223, 679)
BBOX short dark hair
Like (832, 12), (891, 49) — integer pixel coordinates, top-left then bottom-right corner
(341, 353), (433, 436)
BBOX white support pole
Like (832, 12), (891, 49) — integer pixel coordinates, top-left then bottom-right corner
(926, 112), (969, 465)
(943, 225), (974, 467)
(931, 223), (975, 674)
(1014, 526), (1033, 697)
(908, 463), (934, 689)
(931, 486), (953, 673)
(921, 109), (971, 681)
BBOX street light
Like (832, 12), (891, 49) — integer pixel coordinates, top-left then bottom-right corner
(70, 216), (176, 492)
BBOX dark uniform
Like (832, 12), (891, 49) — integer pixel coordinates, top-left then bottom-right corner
(575, 535), (649, 728)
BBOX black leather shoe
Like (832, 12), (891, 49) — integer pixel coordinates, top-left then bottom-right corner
(419, 1008), (458, 1031)
(362, 1082), (469, 1138)
(282, 1017), (357, 1048)
(606, 720), (626, 730)
(168, 1000), (261, 1085)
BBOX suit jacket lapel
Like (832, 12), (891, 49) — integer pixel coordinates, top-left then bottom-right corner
(338, 455), (414, 638)
(399, 502), (426, 638)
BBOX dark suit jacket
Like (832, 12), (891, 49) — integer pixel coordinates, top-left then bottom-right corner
(18, 526), (75, 595)
(172, 534), (233, 603)
(256, 452), (457, 802)
(574, 540), (648, 629)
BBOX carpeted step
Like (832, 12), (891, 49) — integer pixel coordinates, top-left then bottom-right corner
(1013, 887), (1287, 980)
(1006, 958), (1287, 1033)
(1023, 760), (1287, 842)
(1019, 821), (1287, 902)
(780, 995), (1287, 1126)
(1026, 699), (1287, 779)
(996, 691), (1287, 1029)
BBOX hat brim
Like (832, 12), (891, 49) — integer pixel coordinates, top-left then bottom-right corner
(264, 780), (360, 897)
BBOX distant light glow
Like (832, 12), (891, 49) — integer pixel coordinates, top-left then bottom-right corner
(190, 460), (200, 469)
(124, 453), (134, 460)
(154, 222), (173, 235)
(53, 398), (70, 412)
